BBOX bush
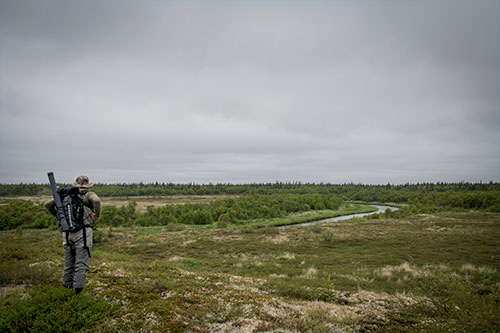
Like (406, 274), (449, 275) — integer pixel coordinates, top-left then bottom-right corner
(216, 213), (231, 228)
(408, 274), (499, 332)
(0, 258), (59, 286)
(373, 267), (500, 332)
(322, 230), (335, 243)
(0, 200), (56, 230)
(92, 228), (104, 244)
(100, 203), (137, 227)
(0, 286), (115, 332)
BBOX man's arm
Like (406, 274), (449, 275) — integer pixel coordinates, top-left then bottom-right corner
(86, 192), (101, 221)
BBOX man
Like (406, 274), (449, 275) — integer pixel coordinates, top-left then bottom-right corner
(45, 175), (101, 295)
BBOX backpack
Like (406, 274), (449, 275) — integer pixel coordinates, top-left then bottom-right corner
(57, 187), (89, 232)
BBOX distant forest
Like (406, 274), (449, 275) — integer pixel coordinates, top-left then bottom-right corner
(1, 181), (498, 197)
(1, 182), (498, 211)
(1, 182), (498, 230)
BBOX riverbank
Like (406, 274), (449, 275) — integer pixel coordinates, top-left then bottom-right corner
(238, 204), (380, 229)
(293, 204), (400, 227)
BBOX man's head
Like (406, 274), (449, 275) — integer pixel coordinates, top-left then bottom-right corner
(72, 175), (93, 188)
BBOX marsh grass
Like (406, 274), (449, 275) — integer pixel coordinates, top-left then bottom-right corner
(1, 211), (498, 331)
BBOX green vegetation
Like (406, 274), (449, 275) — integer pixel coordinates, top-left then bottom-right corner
(2, 182), (498, 212)
(1, 210), (498, 331)
(1, 287), (114, 332)
(2, 182), (498, 231)
(130, 193), (342, 227)
(240, 204), (377, 228)
(0, 183), (499, 331)
(0, 200), (56, 230)
(1, 193), (344, 230)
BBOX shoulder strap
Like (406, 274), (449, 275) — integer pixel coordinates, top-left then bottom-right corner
(78, 190), (93, 209)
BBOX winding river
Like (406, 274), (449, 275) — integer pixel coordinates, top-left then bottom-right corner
(287, 205), (400, 228)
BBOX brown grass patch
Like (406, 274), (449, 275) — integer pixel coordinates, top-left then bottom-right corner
(102, 195), (237, 213)
(377, 262), (421, 278)
(266, 234), (291, 244)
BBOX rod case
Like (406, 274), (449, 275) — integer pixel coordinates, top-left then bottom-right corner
(48, 172), (77, 231)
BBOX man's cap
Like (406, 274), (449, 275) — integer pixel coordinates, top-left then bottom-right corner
(72, 175), (93, 188)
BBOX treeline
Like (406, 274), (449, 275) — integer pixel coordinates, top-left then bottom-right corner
(0, 194), (342, 230)
(408, 191), (499, 213)
(1, 182), (497, 213)
(1, 181), (498, 198)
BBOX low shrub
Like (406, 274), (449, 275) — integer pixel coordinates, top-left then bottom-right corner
(0, 200), (56, 230)
(264, 277), (346, 304)
(0, 286), (115, 332)
(92, 228), (104, 244)
(409, 273), (499, 332)
(322, 230), (335, 243)
(216, 213), (231, 228)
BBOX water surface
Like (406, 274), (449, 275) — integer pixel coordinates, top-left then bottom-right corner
(287, 205), (399, 227)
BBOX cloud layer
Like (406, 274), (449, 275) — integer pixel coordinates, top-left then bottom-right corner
(1, 1), (498, 184)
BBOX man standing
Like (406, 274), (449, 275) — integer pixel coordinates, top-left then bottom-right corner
(45, 175), (101, 295)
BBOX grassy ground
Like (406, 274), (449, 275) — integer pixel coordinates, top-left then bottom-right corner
(1, 210), (498, 332)
(0, 195), (236, 213)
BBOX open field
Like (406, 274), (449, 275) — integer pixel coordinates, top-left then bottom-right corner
(102, 195), (238, 213)
(0, 195), (236, 213)
(1, 209), (498, 332)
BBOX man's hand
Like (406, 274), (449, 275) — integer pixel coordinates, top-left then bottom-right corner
(91, 212), (99, 222)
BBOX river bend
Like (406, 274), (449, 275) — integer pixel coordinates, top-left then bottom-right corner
(287, 205), (399, 228)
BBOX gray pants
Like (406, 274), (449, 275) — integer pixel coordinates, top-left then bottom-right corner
(62, 227), (92, 289)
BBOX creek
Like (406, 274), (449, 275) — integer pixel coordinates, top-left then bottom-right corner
(285, 204), (400, 228)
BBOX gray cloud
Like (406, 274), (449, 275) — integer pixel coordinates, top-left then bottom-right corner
(1, 1), (498, 184)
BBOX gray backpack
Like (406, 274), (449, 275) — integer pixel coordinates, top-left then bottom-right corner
(57, 187), (88, 232)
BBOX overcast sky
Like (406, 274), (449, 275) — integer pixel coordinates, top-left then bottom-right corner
(1, 1), (498, 184)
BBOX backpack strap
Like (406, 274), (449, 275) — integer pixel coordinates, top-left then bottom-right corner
(78, 190), (93, 209)
(82, 226), (91, 258)
(78, 200), (85, 224)
(78, 190), (92, 257)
